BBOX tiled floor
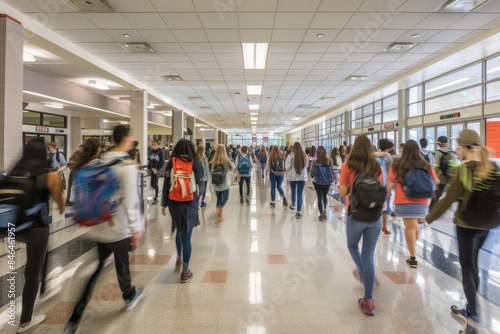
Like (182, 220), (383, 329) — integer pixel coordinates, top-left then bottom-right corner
(1, 170), (499, 333)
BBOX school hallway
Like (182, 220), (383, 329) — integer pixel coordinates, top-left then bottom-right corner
(1, 169), (499, 334)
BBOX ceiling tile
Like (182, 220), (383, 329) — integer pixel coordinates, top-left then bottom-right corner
(277, 0), (321, 11)
(102, 54), (139, 61)
(397, 0), (443, 12)
(180, 43), (212, 53)
(267, 61), (292, 70)
(310, 13), (353, 29)
(358, 0), (403, 12)
(290, 62), (316, 70)
(267, 53), (295, 62)
(240, 30), (273, 42)
(161, 53), (190, 62)
(335, 29), (367, 43)
(298, 43), (331, 53)
(396, 30), (440, 42)
(426, 30), (475, 43)
(269, 43), (301, 53)
(238, 13), (275, 29)
(107, 0), (157, 12)
(150, 43), (184, 53)
(104, 30), (143, 43)
(63, 30), (113, 43)
(367, 29), (407, 43)
(188, 53), (217, 62)
(172, 30), (208, 42)
(294, 53), (323, 62)
(271, 30), (307, 42)
(84, 13), (132, 29)
(412, 43), (450, 54)
(137, 30), (177, 43)
(317, 0), (362, 12)
(194, 62), (219, 70)
(448, 14), (500, 30)
(199, 13), (238, 29)
(192, 0), (234, 11)
(356, 42), (388, 53)
(396, 53), (432, 63)
(236, 0), (278, 11)
(413, 13), (466, 30)
(303, 29), (341, 42)
(86, 42), (125, 53)
(274, 13), (315, 29)
(211, 43), (241, 53)
(45, 13), (96, 29)
(206, 29), (240, 42)
(215, 53), (242, 62)
(150, 0), (196, 12)
(314, 61), (342, 70)
(380, 13), (428, 30)
(345, 13), (385, 29)
(160, 13), (203, 29)
(218, 62), (245, 70)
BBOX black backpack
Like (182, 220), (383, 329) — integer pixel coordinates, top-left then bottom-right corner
(461, 170), (500, 230)
(348, 174), (387, 222)
(271, 157), (286, 175)
(211, 164), (227, 186)
(0, 171), (48, 235)
(260, 154), (268, 164)
(422, 151), (431, 163)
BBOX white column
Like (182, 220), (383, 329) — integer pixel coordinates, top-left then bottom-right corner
(398, 89), (407, 144)
(130, 89), (148, 166)
(69, 116), (82, 156)
(172, 110), (185, 145)
(0, 15), (23, 173)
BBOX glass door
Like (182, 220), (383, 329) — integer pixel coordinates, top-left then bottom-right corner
(450, 123), (464, 151)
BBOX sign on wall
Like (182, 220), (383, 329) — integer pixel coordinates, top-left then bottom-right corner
(486, 120), (500, 159)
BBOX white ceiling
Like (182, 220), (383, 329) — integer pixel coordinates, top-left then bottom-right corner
(4, 0), (500, 134)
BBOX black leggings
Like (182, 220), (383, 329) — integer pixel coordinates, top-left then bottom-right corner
(151, 173), (159, 198)
(456, 226), (490, 310)
(69, 238), (136, 325)
(314, 183), (330, 215)
(16, 227), (49, 323)
(239, 176), (251, 199)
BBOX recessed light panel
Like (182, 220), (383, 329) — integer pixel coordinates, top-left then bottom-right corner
(162, 75), (183, 81)
(437, 0), (490, 12)
(247, 85), (262, 95)
(121, 42), (155, 53)
(382, 42), (420, 54)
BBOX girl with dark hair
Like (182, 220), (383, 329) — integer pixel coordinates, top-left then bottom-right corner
(268, 145), (288, 207)
(162, 139), (204, 283)
(331, 147), (342, 184)
(339, 136), (384, 316)
(426, 130), (498, 331)
(387, 140), (438, 268)
(13, 138), (64, 333)
(310, 146), (334, 221)
(338, 145), (346, 163)
(196, 145), (209, 208)
(285, 142), (308, 219)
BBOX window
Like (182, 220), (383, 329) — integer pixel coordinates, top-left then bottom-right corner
(425, 63), (482, 100)
(486, 79), (500, 102)
(486, 55), (500, 82)
(383, 109), (398, 122)
(23, 111), (41, 126)
(408, 85), (422, 104)
(425, 85), (482, 114)
(22, 110), (66, 128)
(43, 114), (66, 127)
(408, 127), (422, 142)
(383, 95), (398, 111)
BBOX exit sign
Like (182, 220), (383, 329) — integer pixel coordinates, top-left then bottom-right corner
(440, 112), (460, 120)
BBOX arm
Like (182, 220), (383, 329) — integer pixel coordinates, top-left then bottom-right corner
(58, 153), (68, 172)
(338, 163), (349, 197)
(425, 170), (464, 223)
(46, 171), (64, 212)
(387, 167), (396, 196)
(310, 161), (317, 178)
(161, 161), (173, 209)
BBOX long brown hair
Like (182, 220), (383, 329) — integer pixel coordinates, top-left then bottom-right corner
(346, 136), (381, 177)
(196, 145), (205, 161)
(210, 144), (233, 171)
(269, 145), (283, 161)
(392, 139), (430, 180)
(317, 146), (330, 165)
(292, 142), (306, 174)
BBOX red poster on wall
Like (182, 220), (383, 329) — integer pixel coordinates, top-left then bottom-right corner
(486, 120), (500, 159)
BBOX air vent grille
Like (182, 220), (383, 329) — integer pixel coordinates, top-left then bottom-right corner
(65, 0), (114, 12)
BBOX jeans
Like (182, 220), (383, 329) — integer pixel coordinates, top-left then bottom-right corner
(346, 217), (382, 300)
(176, 228), (194, 263)
(314, 183), (330, 215)
(270, 173), (285, 202)
(151, 173), (159, 198)
(456, 226), (490, 310)
(69, 238), (136, 325)
(239, 176), (251, 199)
(382, 193), (392, 215)
(201, 180), (207, 202)
(289, 181), (306, 212)
(216, 189), (229, 207)
(16, 227), (49, 323)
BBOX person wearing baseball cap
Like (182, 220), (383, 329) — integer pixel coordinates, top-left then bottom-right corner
(426, 129), (498, 332)
(429, 136), (459, 210)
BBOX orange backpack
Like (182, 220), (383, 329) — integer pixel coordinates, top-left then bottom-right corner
(169, 157), (196, 202)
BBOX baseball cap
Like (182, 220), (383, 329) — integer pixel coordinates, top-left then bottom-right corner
(457, 130), (480, 147)
(436, 136), (448, 144)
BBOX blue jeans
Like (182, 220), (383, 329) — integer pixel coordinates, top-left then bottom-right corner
(270, 173), (285, 202)
(346, 217), (382, 300)
(176, 228), (193, 262)
(216, 189), (229, 207)
(382, 193), (392, 215)
(201, 180), (207, 202)
(289, 181), (306, 212)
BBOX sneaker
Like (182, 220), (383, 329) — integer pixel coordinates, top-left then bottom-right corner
(125, 287), (145, 310)
(358, 298), (375, 316)
(152, 197), (158, 205)
(270, 202), (276, 207)
(353, 269), (363, 285)
(17, 314), (46, 333)
(406, 257), (417, 268)
(318, 214), (324, 222)
(200, 202), (207, 208)
(181, 270), (193, 283)
(246, 198), (250, 205)
(295, 212), (302, 219)
(289, 205), (295, 211)
(451, 305), (468, 323)
(240, 198), (244, 204)
(283, 197), (288, 206)
(381, 227), (391, 235)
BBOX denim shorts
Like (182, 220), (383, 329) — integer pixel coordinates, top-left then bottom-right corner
(395, 204), (428, 219)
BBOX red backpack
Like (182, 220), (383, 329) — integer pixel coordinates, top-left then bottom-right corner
(169, 157), (196, 202)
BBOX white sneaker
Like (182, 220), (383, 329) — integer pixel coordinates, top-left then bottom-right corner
(17, 314), (46, 333)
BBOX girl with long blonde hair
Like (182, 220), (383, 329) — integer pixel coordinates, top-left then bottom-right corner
(210, 144), (235, 222)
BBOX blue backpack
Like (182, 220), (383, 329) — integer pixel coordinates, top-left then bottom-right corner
(72, 157), (127, 227)
(314, 163), (334, 185)
(237, 155), (251, 175)
(402, 167), (434, 198)
(375, 157), (388, 186)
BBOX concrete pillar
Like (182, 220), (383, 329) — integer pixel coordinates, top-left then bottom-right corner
(172, 110), (185, 145)
(69, 116), (82, 156)
(213, 129), (219, 145)
(130, 89), (148, 166)
(398, 89), (407, 144)
(186, 115), (195, 145)
(0, 15), (23, 173)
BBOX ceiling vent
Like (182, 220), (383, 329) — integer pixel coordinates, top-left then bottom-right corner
(382, 42), (420, 54)
(296, 104), (312, 109)
(162, 75), (183, 81)
(65, 0), (114, 12)
(121, 42), (155, 53)
(437, 0), (490, 12)
(188, 96), (204, 101)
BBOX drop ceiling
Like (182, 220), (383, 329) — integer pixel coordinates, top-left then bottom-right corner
(3, 0), (500, 134)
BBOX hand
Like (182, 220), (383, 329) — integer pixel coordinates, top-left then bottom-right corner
(152, 168), (157, 174)
(130, 232), (142, 252)
(162, 207), (167, 216)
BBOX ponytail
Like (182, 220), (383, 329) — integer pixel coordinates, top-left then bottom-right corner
(475, 146), (493, 179)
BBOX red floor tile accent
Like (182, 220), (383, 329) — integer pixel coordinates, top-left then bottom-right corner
(268, 255), (289, 264)
(202, 270), (228, 283)
(43, 301), (75, 324)
(93, 283), (122, 301)
(383, 271), (417, 284)
(130, 254), (172, 265)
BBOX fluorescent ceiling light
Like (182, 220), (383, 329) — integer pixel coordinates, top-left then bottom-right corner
(242, 43), (268, 69)
(251, 122), (257, 125)
(249, 104), (259, 110)
(44, 102), (63, 109)
(88, 79), (109, 90)
(426, 78), (470, 93)
(292, 117), (301, 121)
(285, 122), (292, 125)
(23, 52), (36, 62)
(247, 85), (262, 95)
(148, 104), (155, 109)
(249, 112), (259, 116)
(270, 132), (274, 135)
(250, 117), (258, 121)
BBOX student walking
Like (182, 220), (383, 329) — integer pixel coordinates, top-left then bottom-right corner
(235, 145), (253, 204)
(259, 146), (269, 179)
(375, 139), (394, 235)
(285, 142), (308, 219)
(429, 136), (459, 210)
(196, 145), (210, 208)
(339, 136), (386, 316)
(148, 140), (165, 204)
(162, 139), (204, 283)
(426, 130), (499, 333)
(387, 140), (438, 268)
(268, 145), (288, 208)
(64, 128), (144, 334)
(210, 144), (235, 222)
(310, 146), (334, 221)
